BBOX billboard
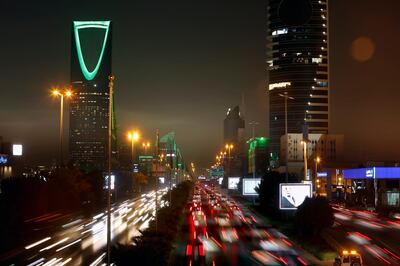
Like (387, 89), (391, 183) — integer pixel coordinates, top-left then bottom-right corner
(279, 183), (312, 210)
(228, 177), (240, 190)
(13, 144), (23, 156)
(218, 177), (223, 185)
(243, 178), (261, 196)
(105, 175), (115, 190)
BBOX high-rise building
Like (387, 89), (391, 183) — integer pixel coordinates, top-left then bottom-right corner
(247, 137), (269, 176)
(223, 106), (246, 176)
(267, 0), (329, 159)
(224, 106), (245, 145)
(69, 21), (115, 171)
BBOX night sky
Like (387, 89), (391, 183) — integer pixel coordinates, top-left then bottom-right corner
(0, 0), (400, 168)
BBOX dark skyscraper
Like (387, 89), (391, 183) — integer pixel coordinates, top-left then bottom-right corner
(69, 21), (114, 170)
(268, 0), (329, 158)
(224, 106), (245, 145)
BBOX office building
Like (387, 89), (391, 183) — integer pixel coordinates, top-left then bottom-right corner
(69, 21), (116, 171)
(268, 0), (330, 159)
(247, 137), (269, 176)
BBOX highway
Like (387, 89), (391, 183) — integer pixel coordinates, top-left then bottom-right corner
(172, 183), (313, 266)
(0, 188), (168, 266)
(327, 205), (400, 265)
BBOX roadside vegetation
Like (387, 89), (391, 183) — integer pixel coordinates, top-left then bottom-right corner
(112, 180), (193, 266)
(255, 171), (336, 260)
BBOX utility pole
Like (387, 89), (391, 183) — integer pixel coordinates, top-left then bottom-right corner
(249, 121), (259, 205)
(106, 75), (114, 266)
(155, 129), (160, 232)
(278, 92), (294, 183)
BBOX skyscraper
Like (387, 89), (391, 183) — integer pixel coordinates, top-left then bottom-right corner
(223, 106), (246, 175)
(69, 21), (115, 171)
(267, 0), (329, 159)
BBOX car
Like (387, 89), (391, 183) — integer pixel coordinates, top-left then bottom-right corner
(334, 250), (363, 266)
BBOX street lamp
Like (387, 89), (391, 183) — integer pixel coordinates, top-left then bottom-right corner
(142, 142), (150, 155)
(225, 144), (233, 177)
(127, 130), (140, 166)
(51, 87), (73, 166)
(315, 156), (321, 195)
(278, 92), (294, 183)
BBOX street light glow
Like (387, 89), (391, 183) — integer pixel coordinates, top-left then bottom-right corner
(65, 90), (73, 98)
(52, 89), (60, 96)
(127, 130), (140, 141)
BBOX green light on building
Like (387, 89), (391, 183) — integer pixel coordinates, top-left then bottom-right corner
(73, 21), (111, 81)
(247, 137), (269, 175)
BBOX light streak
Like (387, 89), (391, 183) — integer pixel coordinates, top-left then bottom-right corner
(25, 237), (51, 250)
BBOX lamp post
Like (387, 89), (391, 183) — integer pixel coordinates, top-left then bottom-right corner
(127, 131), (140, 168)
(225, 144), (233, 177)
(106, 75), (115, 266)
(249, 121), (259, 205)
(315, 156), (321, 195)
(52, 88), (73, 167)
(278, 92), (294, 183)
(142, 142), (150, 155)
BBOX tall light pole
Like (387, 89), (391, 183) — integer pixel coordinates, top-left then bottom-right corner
(225, 144), (233, 177)
(278, 92), (294, 183)
(106, 75), (115, 266)
(142, 142), (150, 155)
(127, 130), (140, 168)
(249, 121), (259, 205)
(315, 156), (321, 195)
(52, 88), (73, 167)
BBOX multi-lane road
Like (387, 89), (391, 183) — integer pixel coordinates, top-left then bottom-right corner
(328, 205), (400, 265)
(172, 183), (315, 266)
(0, 188), (168, 266)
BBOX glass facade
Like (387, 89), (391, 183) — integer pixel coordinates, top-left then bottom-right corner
(69, 21), (114, 171)
(268, 0), (329, 158)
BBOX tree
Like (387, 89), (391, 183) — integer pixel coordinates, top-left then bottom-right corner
(294, 196), (334, 236)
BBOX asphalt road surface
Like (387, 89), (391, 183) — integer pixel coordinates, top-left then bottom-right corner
(0, 188), (168, 266)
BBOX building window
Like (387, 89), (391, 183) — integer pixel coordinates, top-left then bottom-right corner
(272, 28), (288, 36)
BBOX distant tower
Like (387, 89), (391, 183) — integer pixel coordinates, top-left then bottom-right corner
(224, 106), (245, 145)
(69, 21), (115, 171)
(267, 0), (330, 159)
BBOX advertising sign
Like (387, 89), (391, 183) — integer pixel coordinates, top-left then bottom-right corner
(228, 177), (240, 190)
(218, 177), (223, 185)
(13, 144), (23, 156)
(279, 183), (312, 210)
(159, 177), (165, 184)
(0, 154), (9, 165)
(242, 178), (261, 196)
(105, 175), (115, 190)
(317, 172), (328, 177)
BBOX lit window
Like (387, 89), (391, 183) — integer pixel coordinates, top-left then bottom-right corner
(272, 28), (288, 36)
(312, 58), (322, 63)
(269, 82), (291, 91)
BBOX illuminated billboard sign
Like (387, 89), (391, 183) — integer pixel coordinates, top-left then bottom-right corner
(242, 178), (261, 196)
(13, 144), (23, 156)
(228, 177), (240, 190)
(105, 175), (115, 190)
(343, 167), (400, 180)
(218, 177), (223, 185)
(279, 183), (312, 210)
(317, 172), (328, 177)
(0, 155), (9, 165)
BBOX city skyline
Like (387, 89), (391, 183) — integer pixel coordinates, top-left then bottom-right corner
(1, 1), (400, 168)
